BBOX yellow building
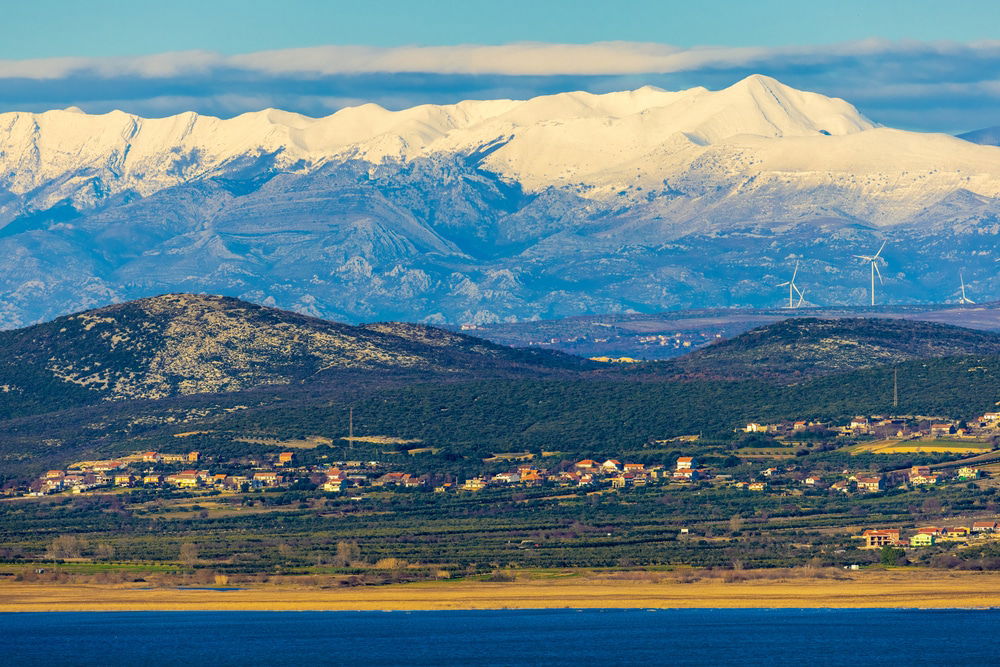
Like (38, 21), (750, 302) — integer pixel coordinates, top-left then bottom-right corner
(461, 478), (486, 492)
(910, 533), (935, 547)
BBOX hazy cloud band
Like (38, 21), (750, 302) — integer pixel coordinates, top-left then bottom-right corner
(1, 40), (998, 133)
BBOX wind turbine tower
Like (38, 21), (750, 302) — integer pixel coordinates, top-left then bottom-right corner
(777, 261), (805, 308)
(959, 272), (975, 305)
(854, 240), (888, 306)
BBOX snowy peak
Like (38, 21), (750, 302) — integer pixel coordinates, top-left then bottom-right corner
(0, 75), (876, 202)
(705, 74), (876, 139)
(5, 74), (1000, 228)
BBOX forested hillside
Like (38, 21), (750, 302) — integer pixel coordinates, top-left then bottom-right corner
(662, 318), (1000, 379)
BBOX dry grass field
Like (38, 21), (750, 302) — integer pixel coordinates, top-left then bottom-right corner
(848, 439), (993, 455)
(4, 569), (1000, 611)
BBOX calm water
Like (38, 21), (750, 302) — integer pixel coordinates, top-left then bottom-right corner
(3, 608), (998, 666)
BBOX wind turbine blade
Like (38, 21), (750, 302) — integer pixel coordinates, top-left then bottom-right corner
(796, 289), (806, 308)
(791, 262), (799, 283)
(777, 281), (790, 287)
(873, 239), (887, 259)
(873, 262), (883, 284)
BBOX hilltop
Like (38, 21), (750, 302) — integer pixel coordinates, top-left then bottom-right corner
(0, 294), (587, 416)
(467, 303), (1000, 361)
(663, 318), (1000, 379)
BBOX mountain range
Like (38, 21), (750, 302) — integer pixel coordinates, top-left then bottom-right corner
(0, 293), (996, 413)
(2, 74), (999, 327)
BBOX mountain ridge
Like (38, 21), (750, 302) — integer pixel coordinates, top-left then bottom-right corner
(958, 125), (1000, 147)
(0, 75), (998, 326)
(1, 74), (884, 215)
(661, 317), (1000, 380)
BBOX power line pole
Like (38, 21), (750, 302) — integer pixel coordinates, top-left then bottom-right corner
(348, 406), (354, 450)
(893, 369), (898, 410)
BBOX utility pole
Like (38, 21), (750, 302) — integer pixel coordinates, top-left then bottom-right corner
(893, 369), (898, 410)
(348, 406), (354, 450)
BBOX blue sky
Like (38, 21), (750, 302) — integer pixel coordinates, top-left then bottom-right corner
(1, 0), (998, 133)
(5, 0), (999, 56)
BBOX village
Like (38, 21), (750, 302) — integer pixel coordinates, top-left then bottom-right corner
(742, 409), (1000, 441)
(860, 522), (1000, 549)
(21, 410), (1000, 500)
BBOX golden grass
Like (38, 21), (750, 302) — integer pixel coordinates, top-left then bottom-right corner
(849, 439), (991, 455)
(4, 569), (1000, 611)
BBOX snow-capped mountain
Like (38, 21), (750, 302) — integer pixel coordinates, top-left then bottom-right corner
(0, 75), (998, 327)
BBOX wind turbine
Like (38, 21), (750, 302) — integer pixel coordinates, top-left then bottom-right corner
(854, 240), (887, 306)
(958, 272), (975, 304)
(777, 262), (805, 308)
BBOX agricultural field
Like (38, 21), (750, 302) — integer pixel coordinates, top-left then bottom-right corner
(848, 439), (995, 455)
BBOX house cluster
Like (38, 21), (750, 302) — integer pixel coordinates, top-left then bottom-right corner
(743, 412), (1000, 439)
(454, 458), (669, 493)
(35, 450), (204, 494)
(27, 449), (431, 497)
(831, 465), (981, 494)
(699, 459), (984, 497)
(860, 521), (1000, 548)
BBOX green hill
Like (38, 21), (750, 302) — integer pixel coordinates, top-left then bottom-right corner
(663, 317), (1000, 379)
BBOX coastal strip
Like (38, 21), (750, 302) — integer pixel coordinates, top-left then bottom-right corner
(3, 570), (1000, 612)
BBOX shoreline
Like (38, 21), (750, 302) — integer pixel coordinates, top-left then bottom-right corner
(4, 570), (1000, 612)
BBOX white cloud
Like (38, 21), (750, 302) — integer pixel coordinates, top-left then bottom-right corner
(0, 40), (998, 132)
(0, 39), (995, 78)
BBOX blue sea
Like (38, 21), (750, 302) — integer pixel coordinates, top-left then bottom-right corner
(2, 608), (997, 666)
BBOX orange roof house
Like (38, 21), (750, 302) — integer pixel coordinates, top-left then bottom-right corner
(676, 457), (695, 470)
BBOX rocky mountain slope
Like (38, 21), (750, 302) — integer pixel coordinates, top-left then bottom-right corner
(1, 75), (999, 326)
(0, 294), (586, 414)
(662, 317), (1000, 379)
(958, 125), (1000, 146)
